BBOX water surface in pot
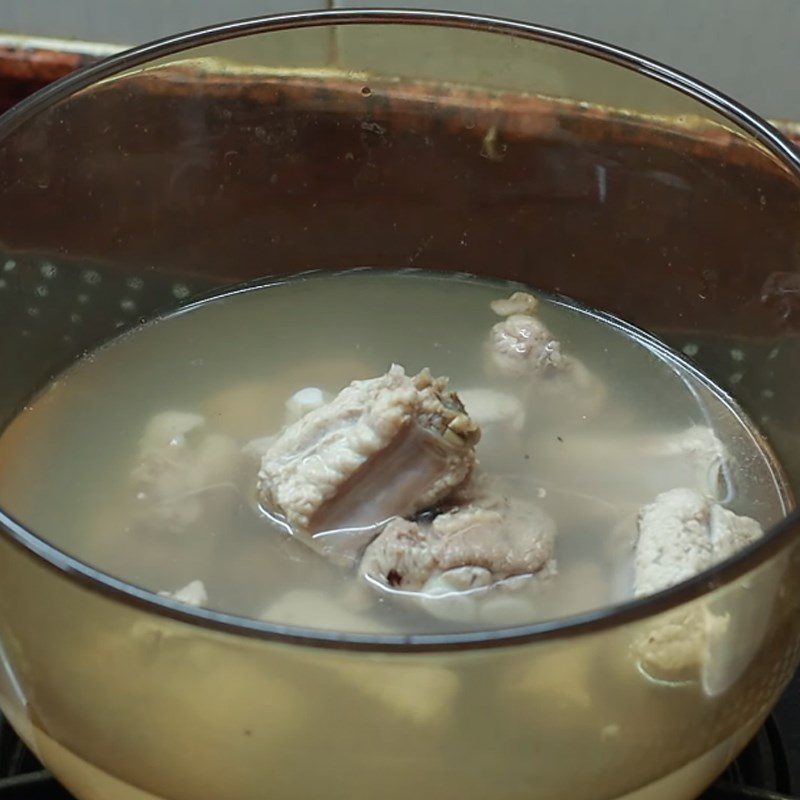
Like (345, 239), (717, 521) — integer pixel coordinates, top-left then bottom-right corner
(0, 269), (788, 635)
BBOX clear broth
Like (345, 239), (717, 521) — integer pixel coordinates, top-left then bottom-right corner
(0, 270), (788, 634)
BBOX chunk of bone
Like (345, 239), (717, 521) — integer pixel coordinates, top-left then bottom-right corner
(485, 291), (605, 418)
(633, 487), (763, 598)
(258, 365), (480, 562)
(131, 411), (239, 534)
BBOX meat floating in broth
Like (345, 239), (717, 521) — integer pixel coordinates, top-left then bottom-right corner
(0, 271), (788, 636)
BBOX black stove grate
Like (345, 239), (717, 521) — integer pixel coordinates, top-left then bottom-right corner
(0, 712), (793, 800)
(0, 720), (70, 799)
(704, 717), (793, 799)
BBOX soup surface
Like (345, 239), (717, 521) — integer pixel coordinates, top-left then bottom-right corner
(0, 270), (788, 634)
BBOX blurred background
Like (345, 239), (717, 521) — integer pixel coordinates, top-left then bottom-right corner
(1, 0), (800, 123)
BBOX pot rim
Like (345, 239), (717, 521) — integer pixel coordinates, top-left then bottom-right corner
(1, 8), (799, 652)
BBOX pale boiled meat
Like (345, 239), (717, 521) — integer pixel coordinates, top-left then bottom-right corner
(158, 579), (209, 607)
(284, 386), (330, 425)
(131, 411), (239, 534)
(484, 291), (605, 417)
(632, 604), (729, 685)
(358, 490), (556, 625)
(258, 365), (480, 562)
(360, 493), (555, 594)
(633, 487), (763, 597)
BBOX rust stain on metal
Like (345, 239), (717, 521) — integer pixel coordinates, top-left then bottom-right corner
(0, 53), (798, 342)
(0, 45), (100, 113)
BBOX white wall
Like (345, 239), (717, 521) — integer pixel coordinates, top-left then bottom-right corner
(1, 0), (799, 121)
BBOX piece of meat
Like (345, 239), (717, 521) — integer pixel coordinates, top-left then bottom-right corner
(486, 306), (561, 382)
(490, 291), (540, 317)
(632, 604), (729, 685)
(485, 291), (558, 378)
(258, 365), (480, 553)
(359, 493), (556, 625)
(633, 487), (763, 597)
(240, 389), (336, 473)
(131, 411), (240, 534)
(284, 387), (330, 425)
(633, 552), (781, 698)
(359, 517), (437, 590)
(360, 494), (555, 593)
(158, 579), (209, 607)
(435, 499), (555, 578)
(457, 388), (525, 431)
(484, 291), (605, 416)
